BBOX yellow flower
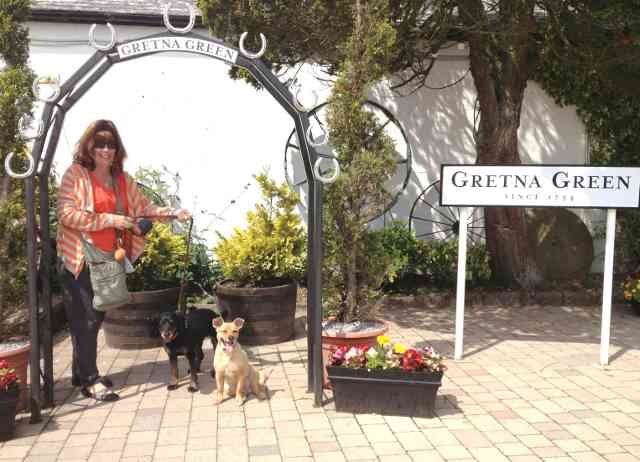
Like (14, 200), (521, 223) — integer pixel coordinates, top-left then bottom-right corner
(377, 335), (390, 346)
(393, 343), (407, 354)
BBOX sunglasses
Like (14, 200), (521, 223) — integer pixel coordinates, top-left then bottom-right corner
(94, 139), (117, 150)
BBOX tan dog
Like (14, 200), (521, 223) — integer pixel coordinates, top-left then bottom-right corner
(212, 317), (268, 405)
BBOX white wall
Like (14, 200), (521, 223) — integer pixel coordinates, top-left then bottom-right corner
(29, 21), (600, 267)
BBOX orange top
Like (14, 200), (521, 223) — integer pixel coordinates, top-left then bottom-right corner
(57, 164), (173, 277)
(88, 172), (118, 252)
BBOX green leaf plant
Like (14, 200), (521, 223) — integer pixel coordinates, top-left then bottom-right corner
(214, 173), (306, 288)
(322, 0), (398, 323)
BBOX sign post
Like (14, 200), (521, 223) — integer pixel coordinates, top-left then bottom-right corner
(600, 209), (617, 365)
(454, 207), (469, 360)
(440, 164), (640, 364)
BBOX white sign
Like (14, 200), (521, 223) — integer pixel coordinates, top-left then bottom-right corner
(440, 165), (640, 208)
(117, 36), (238, 64)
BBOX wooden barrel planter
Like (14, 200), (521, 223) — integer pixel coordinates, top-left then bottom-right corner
(103, 287), (180, 349)
(215, 281), (297, 345)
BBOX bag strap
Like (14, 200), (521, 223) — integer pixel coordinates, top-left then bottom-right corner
(177, 217), (194, 313)
(112, 174), (125, 248)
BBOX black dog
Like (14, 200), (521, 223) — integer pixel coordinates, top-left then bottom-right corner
(158, 309), (217, 392)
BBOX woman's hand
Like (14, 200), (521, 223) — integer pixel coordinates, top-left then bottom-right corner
(175, 209), (192, 222)
(111, 214), (135, 230)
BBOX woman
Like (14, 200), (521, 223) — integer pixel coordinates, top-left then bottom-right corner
(57, 119), (190, 401)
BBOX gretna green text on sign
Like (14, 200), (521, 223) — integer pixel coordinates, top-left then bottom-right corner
(117, 37), (239, 64)
(440, 165), (640, 208)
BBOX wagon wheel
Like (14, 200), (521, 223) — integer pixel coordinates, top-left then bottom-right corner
(284, 100), (412, 219)
(409, 179), (485, 245)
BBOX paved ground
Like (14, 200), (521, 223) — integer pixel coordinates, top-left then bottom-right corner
(3, 298), (640, 462)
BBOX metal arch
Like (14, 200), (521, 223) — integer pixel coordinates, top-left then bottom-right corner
(14, 28), (328, 419)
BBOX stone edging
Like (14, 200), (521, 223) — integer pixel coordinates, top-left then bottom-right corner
(384, 288), (609, 308)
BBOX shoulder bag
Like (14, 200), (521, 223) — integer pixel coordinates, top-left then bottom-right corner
(82, 175), (131, 311)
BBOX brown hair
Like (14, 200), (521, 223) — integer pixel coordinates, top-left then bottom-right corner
(73, 119), (127, 174)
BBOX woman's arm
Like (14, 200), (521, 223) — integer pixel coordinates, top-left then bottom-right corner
(57, 165), (127, 231)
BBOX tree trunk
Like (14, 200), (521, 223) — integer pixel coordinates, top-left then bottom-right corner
(463, 0), (541, 287)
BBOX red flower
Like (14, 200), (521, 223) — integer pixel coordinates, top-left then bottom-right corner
(0, 359), (19, 392)
(356, 344), (370, 353)
(402, 349), (424, 372)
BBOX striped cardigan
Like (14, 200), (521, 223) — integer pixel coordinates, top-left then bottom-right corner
(57, 163), (174, 277)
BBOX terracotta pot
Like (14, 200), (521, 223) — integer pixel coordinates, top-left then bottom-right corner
(215, 281), (297, 345)
(0, 341), (30, 412)
(0, 386), (20, 441)
(321, 320), (388, 388)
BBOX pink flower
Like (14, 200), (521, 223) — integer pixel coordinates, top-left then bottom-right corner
(331, 346), (349, 366)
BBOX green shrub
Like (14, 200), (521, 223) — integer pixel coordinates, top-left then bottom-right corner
(127, 223), (187, 291)
(372, 221), (418, 285)
(323, 228), (394, 320)
(413, 240), (492, 289)
(214, 173), (306, 287)
(131, 167), (219, 293)
(0, 0), (36, 340)
(187, 239), (224, 297)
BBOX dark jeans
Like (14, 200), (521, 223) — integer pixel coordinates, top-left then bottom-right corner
(61, 265), (105, 388)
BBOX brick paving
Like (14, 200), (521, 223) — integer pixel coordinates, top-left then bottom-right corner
(3, 299), (640, 461)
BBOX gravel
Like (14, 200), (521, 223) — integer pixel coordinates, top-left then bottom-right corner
(0, 338), (29, 354)
(322, 320), (385, 335)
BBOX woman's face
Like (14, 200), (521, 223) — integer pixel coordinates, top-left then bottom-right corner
(92, 130), (117, 170)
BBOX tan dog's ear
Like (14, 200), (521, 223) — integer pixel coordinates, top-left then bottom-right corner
(233, 318), (245, 329)
(213, 317), (224, 328)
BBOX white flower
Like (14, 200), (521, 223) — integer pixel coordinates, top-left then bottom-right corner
(345, 347), (362, 361)
(366, 348), (378, 359)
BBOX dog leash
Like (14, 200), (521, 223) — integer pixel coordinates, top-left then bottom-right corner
(177, 217), (194, 313)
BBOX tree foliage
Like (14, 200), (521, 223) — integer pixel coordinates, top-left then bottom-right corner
(0, 0), (36, 337)
(537, 0), (640, 271)
(321, 1), (399, 322)
(198, 0), (633, 287)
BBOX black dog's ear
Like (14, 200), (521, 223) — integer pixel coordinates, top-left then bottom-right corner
(158, 313), (173, 327)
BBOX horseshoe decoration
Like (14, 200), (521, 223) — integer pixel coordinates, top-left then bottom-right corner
(32, 75), (60, 103)
(163, 1), (196, 34)
(5, 151), (36, 179)
(313, 156), (340, 184)
(89, 23), (117, 51)
(239, 32), (267, 59)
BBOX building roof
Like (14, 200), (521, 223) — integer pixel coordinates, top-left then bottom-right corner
(31, 0), (203, 27)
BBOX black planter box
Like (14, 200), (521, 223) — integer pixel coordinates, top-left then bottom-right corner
(327, 366), (443, 417)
